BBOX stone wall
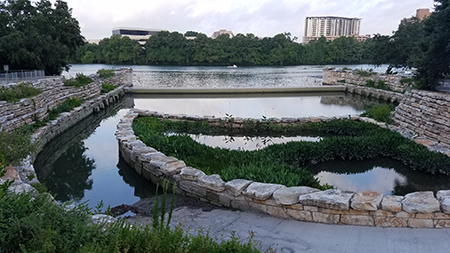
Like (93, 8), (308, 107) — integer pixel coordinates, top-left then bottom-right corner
(343, 84), (404, 104)
(323, 68), (408, 92)
(393, 89), (450, 146)
(116, 109), (450, 228)
(0, 68), (133, 132)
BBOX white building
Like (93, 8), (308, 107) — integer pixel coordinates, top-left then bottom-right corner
(112, 27), (162, 45)
(303, 17), (363, 43)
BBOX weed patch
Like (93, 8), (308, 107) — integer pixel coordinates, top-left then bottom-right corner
(64, 73), (93, 87)
(361, 104), (395, 123)
(0, 82), (42, 103)
(48, 97), (82, 120)
(101, 83), (116, 94)
(97, 69), (115, 79)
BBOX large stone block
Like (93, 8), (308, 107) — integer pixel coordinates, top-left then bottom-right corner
(243, 182), (285, 200)
(299, 189), (354, 211)
(436, 190), (450, 214)
(198, 174), (226, 192)
(225, 179), (252, 197)
(408, 218), (434, 228)
(273, 186), (320, 205)
(179, 167), (206, 182)
(351, 191), (383, 211)
(402, 191), (440, 213)
(312, 212), (340, 224)
(341, 215), (374, 226)
(286, 209), (313, 222)
(179, 180), (206, 197)
(381, 195), (403, 212)
(374, 217), (407, 227)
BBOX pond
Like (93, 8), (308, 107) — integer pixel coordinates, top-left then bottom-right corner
(33, 64), (449, 209)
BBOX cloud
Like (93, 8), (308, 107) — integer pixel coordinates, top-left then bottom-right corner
(62, 0), (435, 40)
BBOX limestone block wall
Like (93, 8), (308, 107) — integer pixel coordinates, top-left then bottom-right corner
(116, 109), (450, 228)
(0, 68), (132, 132)
(344, 84), (404, 104)
(393, 89), (450, 146)
(323, 68), (408, 92)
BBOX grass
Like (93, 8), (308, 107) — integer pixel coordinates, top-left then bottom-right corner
(48, 97), (82, 120)
(0, 126), (35, 166)
(355, 69), (373, 77)
(101, 83), (117, 94)
(64, 73), (93, 87)
(0, 82), (42, 103)
(97, 69), (115, 79)
(361, 104), (395, 123)
(0, 180), (272, 253)
(133, 117), (450, 178)
(365, 79), (393, 91)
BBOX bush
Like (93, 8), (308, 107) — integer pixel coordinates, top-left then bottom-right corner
(0, 127), (35, 166)
(361, 104), (395, 123)
(0, 82), (42, 103)
(101, 83), (116, 94)
(365, 79), (392, 91)
(64, 73), (93, 87)
(342, 67), (352, 71)
(337, 79), (346, 83)
(355, 69), (373, 77)
(97, 69), (115, 79)
(48, 97), (82, 120)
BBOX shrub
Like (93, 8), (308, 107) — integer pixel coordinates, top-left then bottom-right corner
(0, 82), (42, 103)
(337, 79), (346, 83)
(355, 69), (373, 77)
(64, 73), (93, 87)
(97, 69), (115, 79)
(101, 83), (116, 94)
(360, 104), (395, 123)
(365, 79), (375, 87)
(342, 67), (352, 71)
(0, 127), (35, 166)
(48, 97), (82, 120)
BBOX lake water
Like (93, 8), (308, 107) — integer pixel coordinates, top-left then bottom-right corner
(33, 64), (449, 209)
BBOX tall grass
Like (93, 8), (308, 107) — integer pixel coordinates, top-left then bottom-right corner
(64, 73), (93, 87)
(0, 82), (42, 103)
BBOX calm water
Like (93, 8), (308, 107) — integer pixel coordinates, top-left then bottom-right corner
(33, 64), (450, 209)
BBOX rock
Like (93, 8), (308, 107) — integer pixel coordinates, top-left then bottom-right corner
(381, 195), (404, 212)
(179, 167), (206, 181)
(351, 191), (383, 211)
(1, 166), (19, 182)
(341, 215), (374, 226)
(8, 183), (37, 194)
(402, 191), (440, 213)
(90, 214), (118, 226)
(225, 179), (252, 197)
(198, 174), (226, 192)
(299, 189), (354, 211)
(436, 190), (450, 214)
(243, 182), (285, 200)
(273, 186), (320, 205)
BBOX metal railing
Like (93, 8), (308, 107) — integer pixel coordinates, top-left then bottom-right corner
(0, 70), (45, 85)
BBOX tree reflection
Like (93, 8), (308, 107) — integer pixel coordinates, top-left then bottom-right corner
(42, 140), (95, 202)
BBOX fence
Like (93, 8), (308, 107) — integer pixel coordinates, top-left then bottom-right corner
(0, 70), (45, 85)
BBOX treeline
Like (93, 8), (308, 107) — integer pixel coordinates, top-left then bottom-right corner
(74, 32), (371, 66)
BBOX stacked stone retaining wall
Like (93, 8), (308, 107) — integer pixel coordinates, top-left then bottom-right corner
(0, 68), (132, 132)
(323, 68), (408, 92)
(393, 89), (450, 146)
(116, 109), (450, 228)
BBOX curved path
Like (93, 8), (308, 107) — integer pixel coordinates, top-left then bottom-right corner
(127, 196), (450, 253)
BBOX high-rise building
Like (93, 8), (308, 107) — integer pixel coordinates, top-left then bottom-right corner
(211, 29), (234, 39)
(404, 8), (431, 23)
(303, 16), (365, 43)
(112, 27), (162, 45)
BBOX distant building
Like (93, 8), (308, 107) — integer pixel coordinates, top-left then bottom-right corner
(87, 39), (101, 44)
(112, 27), (162, 45)
(212, 29), (234, 39)
(403, 8), (431, 23)
(303, 16), (365, 43)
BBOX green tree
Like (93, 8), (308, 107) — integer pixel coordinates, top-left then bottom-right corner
(0, 0), (84, 75)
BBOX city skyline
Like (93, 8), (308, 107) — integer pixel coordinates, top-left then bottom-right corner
(59, 0), (435, 41)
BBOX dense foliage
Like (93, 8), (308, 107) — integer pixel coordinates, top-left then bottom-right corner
(368, 0), (450, 89)
(133, 117), (450, 182)
(0, 82), (42, 103)
(0, 0), (84, 75)
(74, 32), (369, 66)
(48, 97), (82, 120)
(0, 126), (35, 166)
(63, 73), (93, 87)
(0, 188), (270, 253)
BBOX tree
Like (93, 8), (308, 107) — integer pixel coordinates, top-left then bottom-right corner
(0, 0), (84, 75)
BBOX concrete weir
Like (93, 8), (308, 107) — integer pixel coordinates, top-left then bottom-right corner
(131, 85), (346, 95)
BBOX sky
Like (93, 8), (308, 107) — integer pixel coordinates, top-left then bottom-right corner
(61, 0), (436, 41)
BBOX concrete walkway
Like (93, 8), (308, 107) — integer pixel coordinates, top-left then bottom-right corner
(127, 196), (450, 253)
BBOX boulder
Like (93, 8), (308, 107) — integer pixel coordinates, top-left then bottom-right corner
(351, 191), (383, 211)
(402, 191), (440, 213)
(273, 186), (320, 205)
(198, 174), (226, 192)
(225, 179), (252, 197)
(179, 167), (206, 181)
(437, 190), (450, 214)
(243, 182), (285, 200)
(299, 189), (354, 211)
(381, 195), (404, 212)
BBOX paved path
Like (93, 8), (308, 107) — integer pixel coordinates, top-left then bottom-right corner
(127, 197), (450, 253)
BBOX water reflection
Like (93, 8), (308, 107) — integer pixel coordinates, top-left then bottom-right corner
(309, 158), (450, 196)
(188, 134), (321, 151)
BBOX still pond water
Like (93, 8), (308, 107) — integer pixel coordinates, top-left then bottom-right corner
(34, 64), (450, 208)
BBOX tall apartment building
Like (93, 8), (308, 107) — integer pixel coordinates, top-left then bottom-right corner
(404, 8), (431, 23)
(303, 16), (366, 44)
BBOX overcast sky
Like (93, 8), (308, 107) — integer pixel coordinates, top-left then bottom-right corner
(61, 0), (435, 41)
